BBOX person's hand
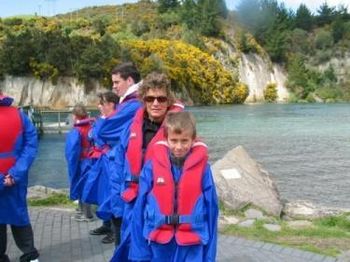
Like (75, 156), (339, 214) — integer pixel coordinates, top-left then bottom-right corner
(4, 174), (15, 187)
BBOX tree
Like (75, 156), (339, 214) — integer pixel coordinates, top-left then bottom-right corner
(180, 0), (227, 36)
(295, 4), (313, 31)
(314, 29), (333, 49)
(316, 2), (336, 26)
(0, 29), (35, 75)
(332, 17), (346, 43)
(158, 0), (179, 13)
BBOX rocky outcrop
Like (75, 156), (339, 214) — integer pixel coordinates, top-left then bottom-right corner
(212, 145), (283, 216)
(283, 200), (350, 219)
(239, 53), (289, 103)
(211, 36), (289, 103)
(1, 50), (290, 107)
(0, 76), (108, 108)
(27, 185), (68, 199)
(318, 51), (350, 84)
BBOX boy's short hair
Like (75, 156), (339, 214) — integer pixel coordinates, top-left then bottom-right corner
(98, 91), (119, 105)
(111, 62), (141, 83)
(72, 104), (88, 119)
(164, 111), (196, 139)
(138, 72), (175, 105)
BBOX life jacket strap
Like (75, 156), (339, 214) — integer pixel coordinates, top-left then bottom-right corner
(121, 182), (139, 203)
(88, 145), (110, 158)
(125, 174), (139, 183)
(0, 151), (15, 158)
(150, 214), (207, 227)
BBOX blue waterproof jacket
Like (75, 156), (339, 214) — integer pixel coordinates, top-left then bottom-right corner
(113, 156), (218, 262)
(82, 97), (142, 216)
(0, 106), (38, 226)
(65, 121), (93, 200)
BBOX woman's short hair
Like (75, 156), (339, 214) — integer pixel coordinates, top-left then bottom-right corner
(164, 111), (197, 139)
(98, 91), (119, 105)
(138, 72), (175, 105)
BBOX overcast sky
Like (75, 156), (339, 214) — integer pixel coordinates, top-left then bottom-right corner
(276, 0), (349, 13)
(0, 0), (348, 17)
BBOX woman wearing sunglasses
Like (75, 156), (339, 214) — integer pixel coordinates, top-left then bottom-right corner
(110, 72), (184, 261)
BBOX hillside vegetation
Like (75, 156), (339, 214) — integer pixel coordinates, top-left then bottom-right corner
(1, 0), (350, 103)
(236, 0), (350, 102)
(0, 0), (248, 104)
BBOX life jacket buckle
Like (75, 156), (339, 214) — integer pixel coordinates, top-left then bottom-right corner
(130, 175), (139, 183)
(165, 214), (179, 225)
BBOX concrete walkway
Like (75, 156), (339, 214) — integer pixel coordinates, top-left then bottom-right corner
(5, 208), (339, 262)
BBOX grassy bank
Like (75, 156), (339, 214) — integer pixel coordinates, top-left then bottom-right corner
(221, 213), (350, 257)
(28, 193), (76, 208)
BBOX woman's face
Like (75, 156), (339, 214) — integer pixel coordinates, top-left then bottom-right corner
(144, 88), (169, 123)
(98, 100), (115, 117)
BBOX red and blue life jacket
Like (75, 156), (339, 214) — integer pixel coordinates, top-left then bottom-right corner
(74, 118), (94, 159)
(146, 140), (208, 245)
(121, 102), (184, 202)
(0, 106), (22, 175)
(89, 94), (139, 159)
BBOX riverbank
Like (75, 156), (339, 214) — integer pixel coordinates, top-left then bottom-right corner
(9, 207), (337, 262)
(27, 185), (350, 258)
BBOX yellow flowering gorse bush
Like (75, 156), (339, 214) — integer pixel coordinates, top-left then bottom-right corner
(123, 39), (248, 104)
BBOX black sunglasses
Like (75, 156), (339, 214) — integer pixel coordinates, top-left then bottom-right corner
(144, 96), (168, 103)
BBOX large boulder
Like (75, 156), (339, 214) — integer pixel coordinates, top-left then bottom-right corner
(212, 145), (282, 216)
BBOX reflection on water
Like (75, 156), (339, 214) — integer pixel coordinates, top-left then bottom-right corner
(29, 103), (350, 208)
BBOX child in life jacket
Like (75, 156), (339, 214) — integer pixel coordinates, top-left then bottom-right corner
(65, 104), (94, 222)
(130, 111), (218, 262)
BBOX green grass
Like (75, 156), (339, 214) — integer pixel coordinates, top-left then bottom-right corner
(222, 214), (350, 257)
(28, 193), (76, 208)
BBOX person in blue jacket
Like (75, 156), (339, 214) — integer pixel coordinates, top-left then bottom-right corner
(65, 104), (94, 222)
(0, 92), (40, 262)
(84, 62), (143, 245)
(129, 111), (218, 262)
(110, 72), (184, 261)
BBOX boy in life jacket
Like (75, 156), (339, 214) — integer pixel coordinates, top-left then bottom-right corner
(129, 111), (218, 262)
(65, 104), (94, 222)
(0, 92), (40, 262)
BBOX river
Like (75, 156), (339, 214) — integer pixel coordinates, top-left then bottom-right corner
(29, 103), (350, 208)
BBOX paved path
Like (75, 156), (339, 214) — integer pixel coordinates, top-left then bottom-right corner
(5, 208), (340, 262)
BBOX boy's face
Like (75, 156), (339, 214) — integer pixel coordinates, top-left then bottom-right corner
(112, 73), (134, 97)
(167, 129), (194, 158)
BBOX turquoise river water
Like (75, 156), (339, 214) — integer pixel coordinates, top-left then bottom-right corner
(29, 103), (350, 208)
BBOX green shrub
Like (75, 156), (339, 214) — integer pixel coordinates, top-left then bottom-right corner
(314, 29), (334, 50)
(264, 82), (278, 102)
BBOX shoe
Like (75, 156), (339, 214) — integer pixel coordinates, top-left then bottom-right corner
(101, 233), (115, 244)
(29, 259), (39, 262)
(74, 216), (94, 222)
(71, 214), (82, 220)
(89, 225), (111, 235)
(0, 254), (10, 262)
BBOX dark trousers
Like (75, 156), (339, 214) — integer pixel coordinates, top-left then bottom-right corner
(0, 224), (39, 262)
(111, 217), (122, 246)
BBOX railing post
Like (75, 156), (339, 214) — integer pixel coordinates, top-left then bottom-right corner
(58, 112), (61, 134)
